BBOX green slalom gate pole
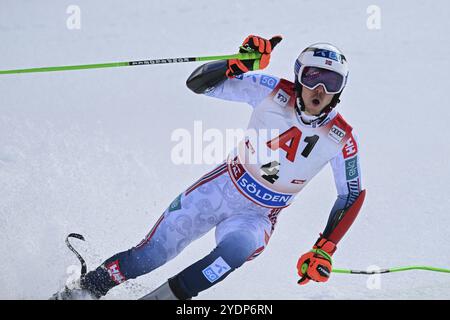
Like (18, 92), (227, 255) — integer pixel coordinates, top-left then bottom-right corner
(0, 52), (262, 75)
(333, 265), (450, 275)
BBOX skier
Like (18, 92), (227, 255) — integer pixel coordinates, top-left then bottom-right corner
(52, 35), (366, 300)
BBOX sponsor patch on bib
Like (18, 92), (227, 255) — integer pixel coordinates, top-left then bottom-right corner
(328, 125), (346, 143)
(273, 89), (290, 107)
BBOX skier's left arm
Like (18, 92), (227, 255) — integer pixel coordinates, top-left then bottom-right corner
(297, 132), (366, 285)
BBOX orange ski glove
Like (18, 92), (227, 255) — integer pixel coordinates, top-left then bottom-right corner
(297, 237), (337, 285)
(226, 35), (282, 78)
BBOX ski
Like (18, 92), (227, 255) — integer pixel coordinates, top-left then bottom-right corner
(65, 233), (88, 276)
(49, 233), (88, 300)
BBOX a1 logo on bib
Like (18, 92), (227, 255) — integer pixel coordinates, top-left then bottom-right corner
(273, 89), (290, 107)
(328, 125), (346, 143)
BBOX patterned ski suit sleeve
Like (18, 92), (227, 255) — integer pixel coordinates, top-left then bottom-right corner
(186, 60), (279, 107)
(322, 132), (363, 243)
(205, 73), (280, 108)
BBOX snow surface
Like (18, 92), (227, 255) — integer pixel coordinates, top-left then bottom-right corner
(1, 0), (449, 299)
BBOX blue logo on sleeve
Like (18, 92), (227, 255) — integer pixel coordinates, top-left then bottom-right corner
(260, 75), (278, 89)
(202, 257), (231, 283)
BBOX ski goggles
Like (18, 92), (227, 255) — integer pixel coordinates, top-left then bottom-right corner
(299, 66), (345, 94)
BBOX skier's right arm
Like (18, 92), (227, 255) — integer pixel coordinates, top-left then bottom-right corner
(185, 60), (229, 95)
(186, 35), (282, 107)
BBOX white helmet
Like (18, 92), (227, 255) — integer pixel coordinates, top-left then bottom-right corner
(294, 43), (349, 121)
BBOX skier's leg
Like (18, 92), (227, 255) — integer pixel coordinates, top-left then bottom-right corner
(80, 163), (230, 297)
(148, 213), (273, 300)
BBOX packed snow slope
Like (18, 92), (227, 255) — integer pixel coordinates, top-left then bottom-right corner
(1, 0), (449, 299)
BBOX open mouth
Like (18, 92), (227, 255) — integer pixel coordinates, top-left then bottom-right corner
(312, 98), (321, 106)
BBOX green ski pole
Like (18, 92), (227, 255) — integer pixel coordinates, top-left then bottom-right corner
(0, 35), (283, 75)
(333, 265), (450, 275)
(0, 52), (262, 75)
